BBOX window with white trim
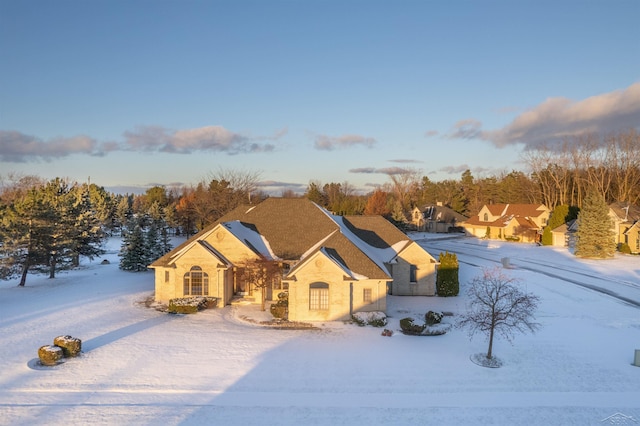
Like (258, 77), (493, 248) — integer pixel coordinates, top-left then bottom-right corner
(183, 266), (209, 296)
(309, 282), (329, 310)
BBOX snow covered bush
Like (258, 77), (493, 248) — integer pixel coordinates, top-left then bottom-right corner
(425, 310), (443, 325)
(168, 297), (217, 314)
(352, 311), (387, 327)
(401, 315), (449, 336)
(399, 317), (426, 335)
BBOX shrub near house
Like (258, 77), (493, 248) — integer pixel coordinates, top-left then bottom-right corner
(437, 252), (459, 296)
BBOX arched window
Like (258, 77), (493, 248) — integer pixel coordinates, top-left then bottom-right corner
(183, 266), (209, 296)
(483, 213), (489, 222)
(309, 282), (329, 310)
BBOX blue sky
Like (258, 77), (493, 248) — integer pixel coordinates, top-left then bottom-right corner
(1, 1), (639, 195)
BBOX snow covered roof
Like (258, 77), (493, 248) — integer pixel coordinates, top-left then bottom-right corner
(222, 221), (279, 261)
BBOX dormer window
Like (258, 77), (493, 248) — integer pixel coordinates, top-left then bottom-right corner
(483, 213), (489, 222)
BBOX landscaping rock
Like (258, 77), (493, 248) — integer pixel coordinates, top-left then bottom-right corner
(38, 345), (63, 366)
(53, 335), (82, 357)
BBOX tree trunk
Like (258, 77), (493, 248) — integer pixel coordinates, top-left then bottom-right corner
(49, 255), (56, 279)
(487, 325), (495, 359)
(19, 262), (29, 287)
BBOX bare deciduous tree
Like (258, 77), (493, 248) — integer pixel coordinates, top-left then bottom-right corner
(208, 168), (262, 204)
(457, 267), (540, 360)
(240, 258), (283, 311)
(385, 167), (422, 212)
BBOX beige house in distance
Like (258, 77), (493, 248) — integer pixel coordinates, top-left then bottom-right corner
(609, 202), (640, 254)
(410, 203), (468, 233)
(150, 198), (439, 322)
(462, 203), (550, 243)
(549, 202), (640, 253)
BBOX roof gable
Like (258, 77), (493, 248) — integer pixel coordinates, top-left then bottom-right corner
(609, 202), (640, 223)
(221, 221), (279, 260)
(149, 230), (233, 268)
(288, 232), (391, 281)
(420, 205), (468, 222)
(216, 198), (340, 260)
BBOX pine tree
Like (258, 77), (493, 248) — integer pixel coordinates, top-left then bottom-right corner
(575, 192), (616, 258)
(390, 201), (406, 224)
(0, 187), (46, 285)
(0, 179), (77, 285)
(69, 185), (106, 267)
(115, 195), (133, 235)
(542, 204), (570, 245)
(119, 223), (147, 271)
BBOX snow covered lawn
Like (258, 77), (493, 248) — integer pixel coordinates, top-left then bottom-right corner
(0, 236), (639, 425)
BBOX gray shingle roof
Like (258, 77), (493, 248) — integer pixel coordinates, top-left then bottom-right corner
(151, 198), (416, 280)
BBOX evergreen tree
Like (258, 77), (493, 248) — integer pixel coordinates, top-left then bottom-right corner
(542, 204), (570, 245)
(159, 226), (173, 256)
(87, 183), (113, 230)
(115, 195), (133, 234)
(390, 201), (406, 225)
(0, 186), (48, 285)
(69, 185), (106, 266)
(119, 222), (147, 271)
(40, 178), (76, 278)
(144, 223), (162, 264)
(541, 226), (553, 246)
(575, 191), (616, 258)
(0, 179), (98, 285)
(437, 252), (459, 296)
(305, 181), (326, 207)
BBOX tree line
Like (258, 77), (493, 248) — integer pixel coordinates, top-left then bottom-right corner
(1, 130), (637, 283)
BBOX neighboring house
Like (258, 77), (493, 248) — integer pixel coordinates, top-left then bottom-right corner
(462, 203), (550, 243)
(551, 219), (578, 248)
(150, 198), (439, 322)
(411, 203), (468, 233)
(609, 202), (640, 254)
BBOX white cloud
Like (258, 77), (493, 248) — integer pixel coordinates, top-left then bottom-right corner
(349, 166), (416, 175)
(123, 125), (275, 154)
(0, 131), (99, 162)
(314, 134), (376, 151)
(447, 119), (483, 140)
(0, 125), (280, 163)
(488, 82), (640, 149)
(439, 164), (471, 174)
(446, 82), (640, 150)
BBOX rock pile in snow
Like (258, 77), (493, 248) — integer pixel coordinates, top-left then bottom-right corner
(37, 335), (82, 366)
